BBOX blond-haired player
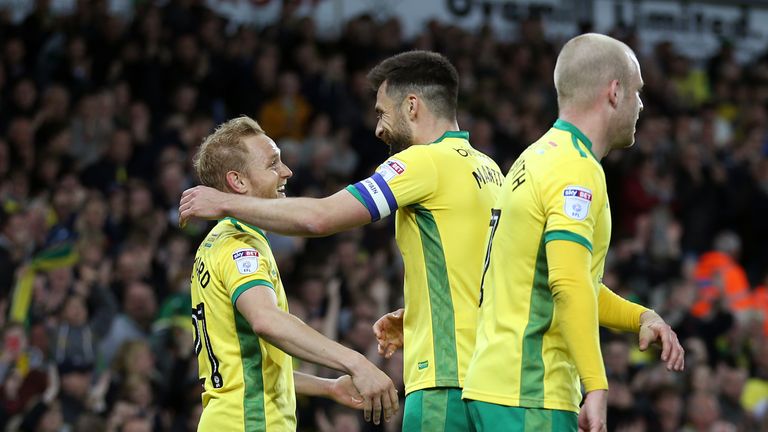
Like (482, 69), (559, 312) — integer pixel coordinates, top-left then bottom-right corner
(189, 116), (398, 431)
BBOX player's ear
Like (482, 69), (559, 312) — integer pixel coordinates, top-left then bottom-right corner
(225, 171), (248, 194)
(608, 79), (620, 109)
(405, 94), (418, 120)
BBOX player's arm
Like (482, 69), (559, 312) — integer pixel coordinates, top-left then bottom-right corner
(546, 240), (608, 393)
(179, 149), (436, 235)
(546, 239), (608, 432)
(598, 285), (684, 371)
(542, 160), (608, 393)
(293, 372), (364, 410)
(236, 287), (398, 424)
(179, 188), (370, 237)
(597, 284), (648, 332)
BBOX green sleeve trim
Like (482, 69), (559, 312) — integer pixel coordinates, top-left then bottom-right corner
(345, 185), (366, 205)
(231, 279), (275, 305)
(544, 230), (593, 253)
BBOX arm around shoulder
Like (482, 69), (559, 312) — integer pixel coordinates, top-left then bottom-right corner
(179, 185), (370, 236)
(227, 189), (370, 237)
(303, 189), (372, 236)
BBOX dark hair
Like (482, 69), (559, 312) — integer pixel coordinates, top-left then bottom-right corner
(367, 50), (459, 120)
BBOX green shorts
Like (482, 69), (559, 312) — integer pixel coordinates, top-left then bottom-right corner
(465, 400), (577, 432)
(402, 388), (470, 432)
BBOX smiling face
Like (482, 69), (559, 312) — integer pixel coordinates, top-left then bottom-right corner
(239, 134), (293, 199)
(374, 81), (414, 155)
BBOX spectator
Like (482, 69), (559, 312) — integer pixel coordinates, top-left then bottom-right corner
(691, 231), (752, 319)
(258, 71), (312, 141)
(98, 281), (156, 366)
(0, 208), (32, 294)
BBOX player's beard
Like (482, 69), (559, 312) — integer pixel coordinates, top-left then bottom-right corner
(384, 112), (413, 155)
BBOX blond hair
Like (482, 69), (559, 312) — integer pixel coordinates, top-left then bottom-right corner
(193, 116), (265, 191)
(554, 33), (636, 110)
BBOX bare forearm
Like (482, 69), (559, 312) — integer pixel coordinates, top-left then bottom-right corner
(255, 308), (366, 375)
(225, 190), (369, 237)
(225, 196), (332, 236)
(293, 371), (332, 397)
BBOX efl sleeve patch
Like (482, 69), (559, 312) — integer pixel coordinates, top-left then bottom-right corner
(378, 158), (406, 182)
(232, 249), (259, 275)
(563, 186), (592, 221)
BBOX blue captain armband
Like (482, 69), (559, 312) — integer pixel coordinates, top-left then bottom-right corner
(345, 172), (398, 221)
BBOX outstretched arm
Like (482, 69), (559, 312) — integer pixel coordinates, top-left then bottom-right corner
(179, 187), (370, 237)
(293, 372), (364, 410)
(237, 287), (398, 424)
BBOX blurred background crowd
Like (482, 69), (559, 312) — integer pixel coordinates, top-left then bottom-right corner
(0, 0), (768, 431)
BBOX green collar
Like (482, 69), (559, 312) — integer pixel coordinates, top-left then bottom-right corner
(223, 217), (268, 240)
(553, 119), (597, 160)
(431, 130), (470, 144)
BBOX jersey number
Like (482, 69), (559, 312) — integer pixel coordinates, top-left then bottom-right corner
(192, 303), (223, 388)
(479, 209), (501, 306)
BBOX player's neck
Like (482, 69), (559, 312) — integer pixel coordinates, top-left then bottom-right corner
(557, 112), (610, 160)
(416, 118), (461, 145)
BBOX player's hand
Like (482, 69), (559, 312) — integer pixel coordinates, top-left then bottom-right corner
(178, 186), (232, 227)
(328, 375), (365, 409)
(373, 308), (404, 359)
(350, 360), (399, 425)
(578, 389), (607, 432)
(639, 310), (685, 372)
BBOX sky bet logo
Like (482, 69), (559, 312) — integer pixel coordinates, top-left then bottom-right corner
(563, 188), (592, 201)
(232, 250), (259, 260)
(386, 160), (405, 174)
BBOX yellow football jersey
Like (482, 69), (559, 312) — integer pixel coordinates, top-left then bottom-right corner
(346, 131), (502, 395)
(191, 217), (296, 431)
(463, 119), (611, 413)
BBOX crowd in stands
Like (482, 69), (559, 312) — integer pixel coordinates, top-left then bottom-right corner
(1, 0), (768, 431)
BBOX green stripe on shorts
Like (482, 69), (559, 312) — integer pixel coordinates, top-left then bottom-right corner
(403, 388), (469, 432)
(465, 400), (577, 432)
